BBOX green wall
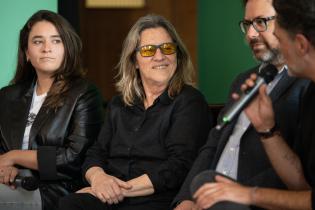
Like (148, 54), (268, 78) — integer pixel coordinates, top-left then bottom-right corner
(0, 0), (57, 88)
(198, 0), (257, 104)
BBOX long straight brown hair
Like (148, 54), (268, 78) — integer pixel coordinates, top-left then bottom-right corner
(12, 10), (84, 109)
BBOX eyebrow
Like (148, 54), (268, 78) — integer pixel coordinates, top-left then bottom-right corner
(243, 15), (272, 21)
(31, 35), (61, 40)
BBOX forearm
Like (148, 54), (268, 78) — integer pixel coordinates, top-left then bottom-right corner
(261, 134), (310, 190)
(85, 166), (105, 184)
(253, 188), (312, 210)
(1, 150), (38, 170)
(123, 174), (154, 197)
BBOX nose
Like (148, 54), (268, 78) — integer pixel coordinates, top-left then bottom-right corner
(152, 48), (165, 61)
(42, 41), (52, 53)
(246, 24), (259, 39)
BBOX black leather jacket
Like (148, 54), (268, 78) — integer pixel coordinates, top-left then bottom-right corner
(0, 78), (104, 210)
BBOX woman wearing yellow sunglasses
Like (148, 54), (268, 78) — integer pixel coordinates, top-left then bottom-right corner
(59, 14), (212, 210)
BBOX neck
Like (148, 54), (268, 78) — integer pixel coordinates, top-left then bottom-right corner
(142, 82), (167, 109)
(274, 63), (285, 72)
(36, 75), (53, 95)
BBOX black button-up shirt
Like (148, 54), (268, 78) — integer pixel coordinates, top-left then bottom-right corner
(83, 85), (212, 204)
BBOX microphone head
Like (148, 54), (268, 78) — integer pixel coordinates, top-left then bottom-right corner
(259, 64), (278, 84)
(21, 176), (39, 191)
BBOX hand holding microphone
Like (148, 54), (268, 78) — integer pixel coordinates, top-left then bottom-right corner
(216, 64), (278, 131)
(13, 175), (39, 191)
(0, 166), (39, 191)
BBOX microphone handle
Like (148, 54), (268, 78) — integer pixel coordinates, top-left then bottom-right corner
(216, 77), (265, 130)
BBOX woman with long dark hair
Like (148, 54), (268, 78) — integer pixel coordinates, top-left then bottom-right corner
(0, 10), (104, 210)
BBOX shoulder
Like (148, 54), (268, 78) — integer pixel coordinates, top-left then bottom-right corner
(0, 82), (31, 100)
(176, 84), (206, 100)
(171, 85), (208, 108)
(65, 79), (103, 102)
(106, 95), (124, 110)
(64, 79), (103, 108)
(68, 79), (99, 95)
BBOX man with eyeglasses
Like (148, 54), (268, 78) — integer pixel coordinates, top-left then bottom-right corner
(172, 0), (309, 209)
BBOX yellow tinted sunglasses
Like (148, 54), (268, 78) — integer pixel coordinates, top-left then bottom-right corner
(136, 42), (177, 57)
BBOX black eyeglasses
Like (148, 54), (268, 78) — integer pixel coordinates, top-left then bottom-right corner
(136, 42), (177, 57)
(239, 16), (275, 34)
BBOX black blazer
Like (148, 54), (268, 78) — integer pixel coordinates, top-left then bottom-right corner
(0, 78), (104, 210)
(172, 65), (310, 208)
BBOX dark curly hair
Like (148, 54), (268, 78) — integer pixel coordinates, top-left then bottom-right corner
(274, 0), (315, 47)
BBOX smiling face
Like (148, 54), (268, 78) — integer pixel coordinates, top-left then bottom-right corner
(244, 0), (283, 64)
(26, 20), (65, 78)
(136, 27), (177, 90)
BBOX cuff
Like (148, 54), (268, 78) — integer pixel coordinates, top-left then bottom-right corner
(37, 146), (57, 180)
(312, 190), (315, 210)
(146, 170), (164, 193)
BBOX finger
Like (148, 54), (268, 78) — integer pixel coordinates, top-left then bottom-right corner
(231, 93), (240, 100)
(197, 188), (223, 209)
(193, 183), (217, 199)
(108, 185), (120, 204)
(195, 184), (221, 203)
(259, 85), (271, 104)
(96, 191), (108, 203)
(250, 73), (257, 80)
(102, 190), (116, 205)
(241, 84), (248, 92)
(9, 168), (18, 183)
(3, 169), (11, 185)
(116, 178), (132, 189)
(245, 78), (255, 87)
(215, 175), (234, 184)
(111, 182), (124, 201)
(76, 187), (91, 193)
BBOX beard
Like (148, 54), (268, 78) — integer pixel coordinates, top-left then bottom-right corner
(250, 37), (284, 65)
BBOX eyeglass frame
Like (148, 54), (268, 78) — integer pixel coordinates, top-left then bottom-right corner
(239, 16), (276, 34)
(135, 42), (177, 57)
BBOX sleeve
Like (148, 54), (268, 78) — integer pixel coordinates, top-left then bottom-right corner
(37, 85), (104, 180)
(312, 189), (315, 210)
(171, 71), (252, 206)
(0, 132), (5, 154)
(81, 100), (114, 179)
(0, 89), (10, 155)
(146, 91), (212, 193)
(171, 128), (222, 205)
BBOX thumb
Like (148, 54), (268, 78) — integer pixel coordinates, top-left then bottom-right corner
(115, 178), (132, 189)
(258, 85), (268, 100)
(215, 175), (234, 184)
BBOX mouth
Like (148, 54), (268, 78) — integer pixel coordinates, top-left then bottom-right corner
(252, 43), (265, 48)
(40, 57), (55, 61)
(152, 64), (169, 70)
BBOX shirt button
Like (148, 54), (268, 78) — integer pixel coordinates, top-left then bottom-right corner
(134, 127), (139, 132)
(222, 170), (227, 175)
(230, 148), (235, 152)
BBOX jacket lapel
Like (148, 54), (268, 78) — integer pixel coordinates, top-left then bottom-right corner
(269, 70), (296, 104)
(28, 99), (52, 149)
(6, 84), (34, 150)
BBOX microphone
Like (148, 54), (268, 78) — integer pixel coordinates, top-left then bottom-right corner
(13, 176), (39, 191)
(215, 64), (278, 130)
